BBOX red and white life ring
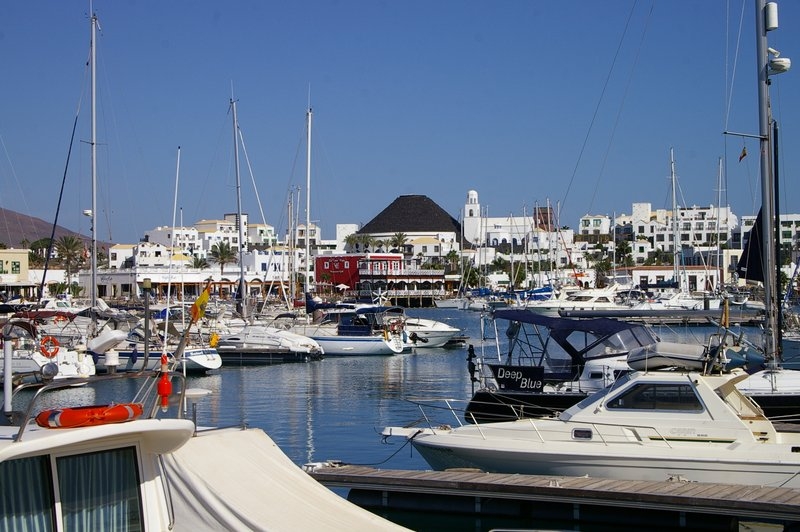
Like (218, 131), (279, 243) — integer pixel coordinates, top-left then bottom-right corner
(35, 403), (144, 429)
(40, 336), (59, 358)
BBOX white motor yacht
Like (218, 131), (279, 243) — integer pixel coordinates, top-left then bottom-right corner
(385, 367), (800, 487)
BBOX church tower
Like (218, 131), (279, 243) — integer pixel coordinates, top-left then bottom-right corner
(462, 190), (483, 246)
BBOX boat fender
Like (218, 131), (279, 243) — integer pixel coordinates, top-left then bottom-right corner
(40, 336), (59, 358)
(35, 403), (144, 429)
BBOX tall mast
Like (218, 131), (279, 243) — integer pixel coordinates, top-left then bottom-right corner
(305, 107), (312, 297)
(716, 157), (723, 289)
(756, 0), (778, 359)
(670, 148), (680, 286)
(231, 97), (246, 319)
(90, 11), (98, 311)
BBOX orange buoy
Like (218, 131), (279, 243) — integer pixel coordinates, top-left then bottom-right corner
(53, 314), (69, 324)
(35, 403), (144, 429)
(40, 336), (59, 358)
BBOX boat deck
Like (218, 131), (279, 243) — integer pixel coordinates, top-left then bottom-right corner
(308, 464), (800, 528)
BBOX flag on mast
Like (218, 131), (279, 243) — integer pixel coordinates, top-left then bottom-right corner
(738, 146), (748, 162)
(191, 282), (212, 323)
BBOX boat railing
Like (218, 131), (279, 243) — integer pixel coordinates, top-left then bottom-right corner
(406, 397), (471, 430)
(7, 370), (188, 442)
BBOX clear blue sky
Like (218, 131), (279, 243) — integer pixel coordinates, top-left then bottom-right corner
(1, 1), (798, 246)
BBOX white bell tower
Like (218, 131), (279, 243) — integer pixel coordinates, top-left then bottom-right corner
(462, 190), (483, 246)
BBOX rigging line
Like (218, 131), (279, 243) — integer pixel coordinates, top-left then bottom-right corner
(0, 134), (34, 245)
(237, 127), (269, 229)
(41, 57), (89, 300)
(586, 0), (654, 215)
(558, 0), (640, 214)
(237, 125), (282, 292)
(723, 0), (748, 131)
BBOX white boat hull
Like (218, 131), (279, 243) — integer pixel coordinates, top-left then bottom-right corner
(312, 335), (403, 356)
(411, 430), (800, 487)
(403, 318), (461, 348)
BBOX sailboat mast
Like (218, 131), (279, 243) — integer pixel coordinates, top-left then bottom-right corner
(90, 12), (98, 310)
(755, 0), (779, 359)
(305, 107), (312, 297)
(670, 148), (680, 286)
(716, 157), (723, 289)
(231, 98), (246, 318)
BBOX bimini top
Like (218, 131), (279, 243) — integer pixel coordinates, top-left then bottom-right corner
(492, 309), (641, 336)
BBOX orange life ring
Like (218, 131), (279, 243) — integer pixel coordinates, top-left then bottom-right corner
(40, 336), (59, 358)
(54, 315), (68, 324)
(35, 403), (144, 429)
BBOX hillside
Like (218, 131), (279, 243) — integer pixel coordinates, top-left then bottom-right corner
(0, 207), (88, 248)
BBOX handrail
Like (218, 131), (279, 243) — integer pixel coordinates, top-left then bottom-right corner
(12, 371), (187, 442)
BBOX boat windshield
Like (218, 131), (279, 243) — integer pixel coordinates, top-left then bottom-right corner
(560, 372), (634, 420)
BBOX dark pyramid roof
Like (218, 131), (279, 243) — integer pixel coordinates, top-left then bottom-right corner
(359, 195), (461, 235)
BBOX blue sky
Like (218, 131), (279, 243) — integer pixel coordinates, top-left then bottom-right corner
(1, 1), (798, 246)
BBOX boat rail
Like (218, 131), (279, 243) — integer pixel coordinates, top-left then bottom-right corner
(7, 370), (188, 442)
(405, 397), (689, 449)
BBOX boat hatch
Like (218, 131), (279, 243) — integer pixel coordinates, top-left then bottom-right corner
(572, 428), (592, 440)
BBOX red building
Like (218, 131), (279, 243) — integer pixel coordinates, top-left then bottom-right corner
(315, 253), (445, 307)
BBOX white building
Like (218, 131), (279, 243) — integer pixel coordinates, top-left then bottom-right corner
(616, 202), (739, 265)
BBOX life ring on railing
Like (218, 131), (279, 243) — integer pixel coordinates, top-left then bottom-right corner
(40, 336), (59, 358)
(35, 403), (144, 429)
(53, 315), (68, 324)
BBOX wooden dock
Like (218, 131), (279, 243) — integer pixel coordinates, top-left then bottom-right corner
(308, 464), (800, 529)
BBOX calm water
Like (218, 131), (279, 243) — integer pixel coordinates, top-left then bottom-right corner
(180, 308), (794, 470)
(187, 308), (487, 471)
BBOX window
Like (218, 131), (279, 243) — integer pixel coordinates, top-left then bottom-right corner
(58, 447), (143, 529)
(606, 383), (703, 411)
(11, 261), (20, 274)
(593, 219), (601, 227)
(0, 455), (54, 529)
(0, 447), (144, 531)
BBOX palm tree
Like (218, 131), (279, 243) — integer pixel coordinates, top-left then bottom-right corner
(615, 240), (632, 266)
(358, 234), (374, 252)
(209, 241), (237, 277)
(190, 256), (210, 269)
(344, 233), (359, 252)
(389, 232), (408, 253)
(445, 249), (460, 273)
(55, 235), (85, 276)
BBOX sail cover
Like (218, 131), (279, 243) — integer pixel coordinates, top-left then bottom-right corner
(736, 208), (765, 283)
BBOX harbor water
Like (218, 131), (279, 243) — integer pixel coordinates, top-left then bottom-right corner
(179, 307), (797, 471)
(21, 307), (798, 530)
